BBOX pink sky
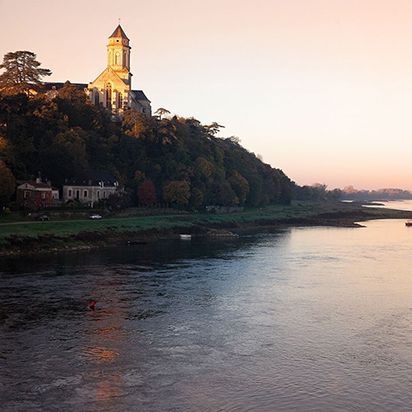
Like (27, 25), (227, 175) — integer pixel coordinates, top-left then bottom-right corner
(1, 0), (412, 190)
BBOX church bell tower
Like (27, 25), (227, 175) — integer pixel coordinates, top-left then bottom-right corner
(88, 24), (151, 117)
(107, 25), (131, 85)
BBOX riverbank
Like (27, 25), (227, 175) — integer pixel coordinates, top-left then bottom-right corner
(1, 202), (412, 257)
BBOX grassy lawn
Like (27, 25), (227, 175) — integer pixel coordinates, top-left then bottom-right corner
(0, 202), (410, 246)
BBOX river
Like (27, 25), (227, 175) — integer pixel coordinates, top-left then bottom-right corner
(1, 207), (412, 411)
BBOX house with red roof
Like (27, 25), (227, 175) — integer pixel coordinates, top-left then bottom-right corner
(16, 179), (59, 209)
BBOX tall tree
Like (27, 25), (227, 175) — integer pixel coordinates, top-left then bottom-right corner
(205, 122), (225, 136)
(137, 179), (157, 206)
(163, 180), (191, 207)
(0, 161), (15, 208)
(155, 107), (171, 120)
(228, 171), (249, 205)
(0, 51), (51, 95)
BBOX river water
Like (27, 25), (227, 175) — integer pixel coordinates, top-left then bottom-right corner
(1, 211), (412, 411)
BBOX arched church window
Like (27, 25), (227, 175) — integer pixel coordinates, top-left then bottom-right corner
(117, 92), (122, 110)
(94, 90), (99, 106)
(105, 84), (112, 109)
(115, 52), (120, 65)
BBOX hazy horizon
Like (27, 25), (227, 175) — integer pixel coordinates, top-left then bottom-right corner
(1, 0), (412, 190)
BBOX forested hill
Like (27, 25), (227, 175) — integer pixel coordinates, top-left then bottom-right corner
(0, 82), (294, 208)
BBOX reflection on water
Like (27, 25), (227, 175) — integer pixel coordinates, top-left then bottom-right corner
(364, 199), (412, 212)
(1, 220), (412, 411)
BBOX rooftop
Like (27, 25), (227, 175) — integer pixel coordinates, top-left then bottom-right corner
(109, 24), (129, 40)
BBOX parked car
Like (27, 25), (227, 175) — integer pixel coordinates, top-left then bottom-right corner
(89, 214), (103, 220)
(37, 214), (49, 221)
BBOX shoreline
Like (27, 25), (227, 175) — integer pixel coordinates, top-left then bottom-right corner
(1, 202), (411, 258)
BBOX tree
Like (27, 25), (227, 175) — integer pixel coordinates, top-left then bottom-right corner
(0, 51), (51, 95)
(190, 187), (204, 210)
(137, 179), (157, 206)
(205, 122), (225, 136)
(40, 129), (88, 186)
(163, 180), (190, 207)
(228, 171), (249, 205)
(122, 109), (147, 138)
(57, 81), (86, 103)
(194, 157), (214, 179)
(227, 136), (241, 144)
(0, 135), (9, 159)
(0, 161), (15, 208)
(55, 81), (108, 130)
(208, 180), (238, 206)
(155, 107), (171, 120)
(98, 191), (131, 211)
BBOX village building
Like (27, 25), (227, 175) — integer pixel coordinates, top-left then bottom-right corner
(62, 177), (120, 207)
(17, 179), (58, 209)
(42, 24), (151, 117)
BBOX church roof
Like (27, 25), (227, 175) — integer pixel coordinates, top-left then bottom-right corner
(132, 90), (150, 102)
(109, 24), (129, 40)
(41, 82), (88, 91)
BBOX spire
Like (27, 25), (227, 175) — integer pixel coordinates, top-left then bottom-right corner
(109, 24), (129, 40)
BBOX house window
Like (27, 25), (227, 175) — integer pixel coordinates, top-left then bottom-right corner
(24, 190), (29, 199)
(83, 190), (88, 198)
(41, 192), (46, 199)
(97, 191), (100, 199)
(76, 190), (80, 200)
(68, 189), (72, 198)
(103, 191), (107, 198)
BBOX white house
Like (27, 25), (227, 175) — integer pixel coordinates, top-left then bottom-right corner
(63, 178), (119, 207)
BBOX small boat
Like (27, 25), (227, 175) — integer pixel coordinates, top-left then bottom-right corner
(180, 234), (192, 240)
(405, 221), (412, 227)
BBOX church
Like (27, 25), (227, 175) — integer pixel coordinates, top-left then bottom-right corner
(87, 24), (151, 116)
(42, 24), (151, 117)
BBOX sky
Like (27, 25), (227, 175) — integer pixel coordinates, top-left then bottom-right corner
(1, 0), (412, 190)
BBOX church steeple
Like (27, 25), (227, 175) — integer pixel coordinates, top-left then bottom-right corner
(107, 24), (131, 78)
(88, 24), (151, 117)
(109, 24), (129, 40)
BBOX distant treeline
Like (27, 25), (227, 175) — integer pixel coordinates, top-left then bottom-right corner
(0, 83), (297, 209)
(340, 187), (412, 201)
(293, 184), (412, 202)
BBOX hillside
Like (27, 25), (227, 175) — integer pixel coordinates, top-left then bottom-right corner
(0, 82), (294, 209)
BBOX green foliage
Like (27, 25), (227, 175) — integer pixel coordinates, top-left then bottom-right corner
(154, 107), (171, 120)
(0, 160), (16, 207)
(228, 171), (249, 205)
(0, 51), (51, 95)
(138, 179), (157, 206)
(293, 183), (342, 202)
(97, 191), (131, 211)
(190, 187), (204, 210)
(0, 84), (297, 209)
(163, 180), (191, 207)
